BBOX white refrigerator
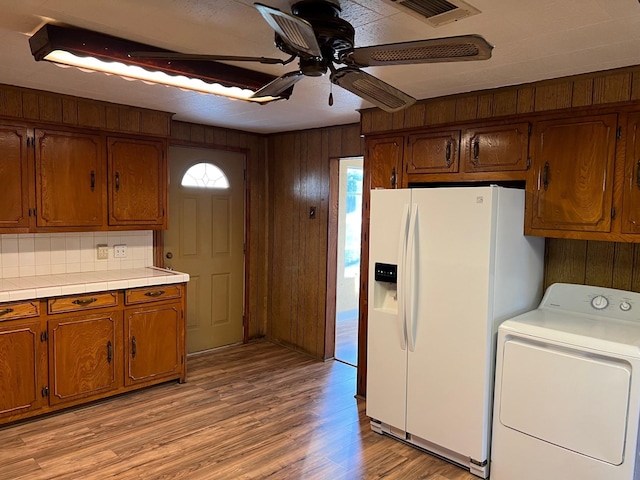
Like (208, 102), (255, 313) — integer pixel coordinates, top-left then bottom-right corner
(366, 186), (544, 478)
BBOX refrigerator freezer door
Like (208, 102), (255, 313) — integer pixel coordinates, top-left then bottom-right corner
(366, 189), (411, 431)
(405, 187), (496, 461)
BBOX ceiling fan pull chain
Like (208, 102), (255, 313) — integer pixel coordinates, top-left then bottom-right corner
(329, 81), (334, 106)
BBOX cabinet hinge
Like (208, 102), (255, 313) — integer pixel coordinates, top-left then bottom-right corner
(40, 331), (48, 342)
(612, 206), (617, 219)
(26, 137), (31, 147)
(617, 126), (622, 140)
(526, 157), (531, 170)
(41, 386), (49, 398)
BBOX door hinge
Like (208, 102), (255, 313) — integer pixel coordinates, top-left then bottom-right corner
(612, 206), (617, 219)
(41, 386), (49, 398)
(40, 331), (48, 342)
(526, 157), (531, 169)
(617, 126), (622, 139)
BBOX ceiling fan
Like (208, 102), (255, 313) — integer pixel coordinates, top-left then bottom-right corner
(130, 0), (493, 113)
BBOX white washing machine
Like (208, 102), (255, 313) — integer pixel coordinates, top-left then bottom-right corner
(491, 283), (640, 480)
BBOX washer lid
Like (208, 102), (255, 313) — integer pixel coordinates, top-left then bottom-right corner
(499, 338), (631, 465)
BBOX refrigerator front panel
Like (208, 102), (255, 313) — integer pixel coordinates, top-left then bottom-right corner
(406, 186), (496, 460)
(366, 188), (412, 430)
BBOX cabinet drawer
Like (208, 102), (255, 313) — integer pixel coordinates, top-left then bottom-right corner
(0, 301), (40, 322)
(125, 285), (182, 305)
(48, 292), (118, 314)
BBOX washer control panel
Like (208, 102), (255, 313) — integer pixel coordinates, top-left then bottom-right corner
(541, 283), (640, 322)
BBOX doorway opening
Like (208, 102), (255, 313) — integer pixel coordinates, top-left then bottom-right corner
(335, 157), (363, 366)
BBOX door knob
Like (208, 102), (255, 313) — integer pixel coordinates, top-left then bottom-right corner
(166, 252), (173, 259)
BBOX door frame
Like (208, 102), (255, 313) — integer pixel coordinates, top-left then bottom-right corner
(155, 142), (250, 344)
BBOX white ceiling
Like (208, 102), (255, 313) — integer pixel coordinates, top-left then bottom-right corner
(1, 0), (640, 134)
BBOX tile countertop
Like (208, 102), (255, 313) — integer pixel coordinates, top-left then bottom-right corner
(0, 267), (190, 303)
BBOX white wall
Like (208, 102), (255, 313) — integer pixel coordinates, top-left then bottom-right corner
(0, 231), (154, 279)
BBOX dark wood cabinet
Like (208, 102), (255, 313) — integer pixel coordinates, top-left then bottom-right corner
(527, 114), (617, 234)
(405, 130), (460, 175)
(367, 136), (403, 189)
(108, 137), (167, 228)
(622, 112), (640, 234)
(0, 124), (31, 232)
(463, 122), (530, 173)
(0, 308), (46, 420)
(48, 310), (122, 406)
(35, 129), (106, 229)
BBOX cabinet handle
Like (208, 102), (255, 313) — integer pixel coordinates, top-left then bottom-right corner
(107, 340), (112, 363)
(390, 167), (397, 189)
(144, 290), (165, 298)
(131, 336), (137, 358)
(72, 297), (97, 306)
(90, 170), (96, 192)
(542, 162), (550, 190)
(472, 138), (480, 164)
(115, 172), (120, 192)
(445, 140), (452, 167)
(0, 308), (14, 316)
(636, 160), (640, 189)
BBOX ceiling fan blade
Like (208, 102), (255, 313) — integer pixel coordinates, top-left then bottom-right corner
(128, 51), (292, 65)
(254, 3), (322, 58)
(330, 67), (415, 113)
(346, 34), (493, 67)
(251, 70), (305, 99)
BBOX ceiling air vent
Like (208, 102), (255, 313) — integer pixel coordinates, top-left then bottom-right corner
(382, 0), (481, 27)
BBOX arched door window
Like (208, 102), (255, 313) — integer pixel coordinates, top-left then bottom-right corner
(181, 162), (230, 189)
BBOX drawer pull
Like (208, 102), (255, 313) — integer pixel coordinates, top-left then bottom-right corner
(131, 336), (137, 358)
(72, 298), (97, 306)
(0, 308), (14, 316)
(144, 290), (165, 298)
(636, 160), (640, 189)
(107, 341), (112, 364)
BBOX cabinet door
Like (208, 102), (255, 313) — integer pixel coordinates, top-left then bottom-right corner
(406, 130), (460, 175)
(48, 311), (121, 405)
(35, 129), (105, 228)
(528, 114), (617, 233)
(464, 122), (530, 172)
(0, 125), (31, 231)
(367, 136), (403, 189)
(124, 303), (183, 387)
(622, 113), (640, 234)
(0, 320), (46, 418)
(108, 137), (167, 227)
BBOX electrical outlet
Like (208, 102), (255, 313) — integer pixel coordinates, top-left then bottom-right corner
(96, 244), (109, 260)
(114, 244), (127, 258)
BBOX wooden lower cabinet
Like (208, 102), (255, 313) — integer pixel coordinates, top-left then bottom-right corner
(0, 318), (47, 419)
(48, 310), (122, 406)
(125, 302), (184, 387)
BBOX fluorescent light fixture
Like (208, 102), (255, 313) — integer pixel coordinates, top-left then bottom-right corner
(29, 24), (287, 103)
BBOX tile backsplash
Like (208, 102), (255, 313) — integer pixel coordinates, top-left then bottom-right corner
(0, 231), (154, 279)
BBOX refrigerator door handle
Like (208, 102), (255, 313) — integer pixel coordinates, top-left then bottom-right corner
(397, 204), (410, 350)
(405, 203), (418, 352)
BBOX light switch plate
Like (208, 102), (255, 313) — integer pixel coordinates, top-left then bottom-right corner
(96, 244), (109, 260)
(114, 244), (127, 258)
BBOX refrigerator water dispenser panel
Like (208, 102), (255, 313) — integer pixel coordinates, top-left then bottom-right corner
(375, 263), (397, 283)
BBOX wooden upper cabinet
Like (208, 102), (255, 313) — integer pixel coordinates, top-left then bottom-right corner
(367, 136), (403, 189)
(0, 125), (31, 231)
(463, 123), (530, 173)
(405, 130), (461, 175)
(527, 114), (618, 233)
(35, 129), (106, 228)
(107, 137), (167, 228)
(622, 113), (640, 234)
(48, 311), (122, 406)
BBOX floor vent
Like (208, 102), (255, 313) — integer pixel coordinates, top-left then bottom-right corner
(382, 0), (481, 27)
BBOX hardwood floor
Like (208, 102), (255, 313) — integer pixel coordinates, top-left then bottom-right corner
(0, 342), (477, 480)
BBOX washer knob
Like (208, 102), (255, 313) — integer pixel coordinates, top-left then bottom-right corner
(620, 301), (632, 312)
(591, 295), (609, 310)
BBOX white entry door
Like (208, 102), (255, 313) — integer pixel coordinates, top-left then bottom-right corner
(164, 146), (245, 353)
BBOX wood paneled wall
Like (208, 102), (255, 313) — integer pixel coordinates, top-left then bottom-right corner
(170, 121), (269, 342)
(267, 124), (363, 359)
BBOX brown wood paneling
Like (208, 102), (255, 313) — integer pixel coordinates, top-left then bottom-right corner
(77, 101), (106, 129)
(0, 86), (22, 117)
(370, 109), (393, 132)
(22, 92), (39, 119)
(140, 111), (171, 136)
(543, 239), (588, 290)
(593, 72), (632, 104)
(403, 103), (426, 129)
(493, 90), (518, 117)
(612, 243), (634, 290)
(477, 94), (493, 118)
(631, 71), (640, 101)
(105, 106), (120, 131)
(516, 87), (536, 114)
(119, 109), (141, 133)
(62, 98), (78, 125)
(584, 241), (615, 287)
(572, 78), (594, 107)
(425, 99), (456, 125)
(534, 82), (573, 112)
(455, 97), (478, 122)
(38, 95), (63, 123)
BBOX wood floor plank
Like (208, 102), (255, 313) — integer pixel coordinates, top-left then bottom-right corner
(0, 342), (478, 480)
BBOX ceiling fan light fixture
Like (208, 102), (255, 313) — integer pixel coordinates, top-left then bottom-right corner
(28, 24), (283, 103)
(330, 68), (416, 113)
